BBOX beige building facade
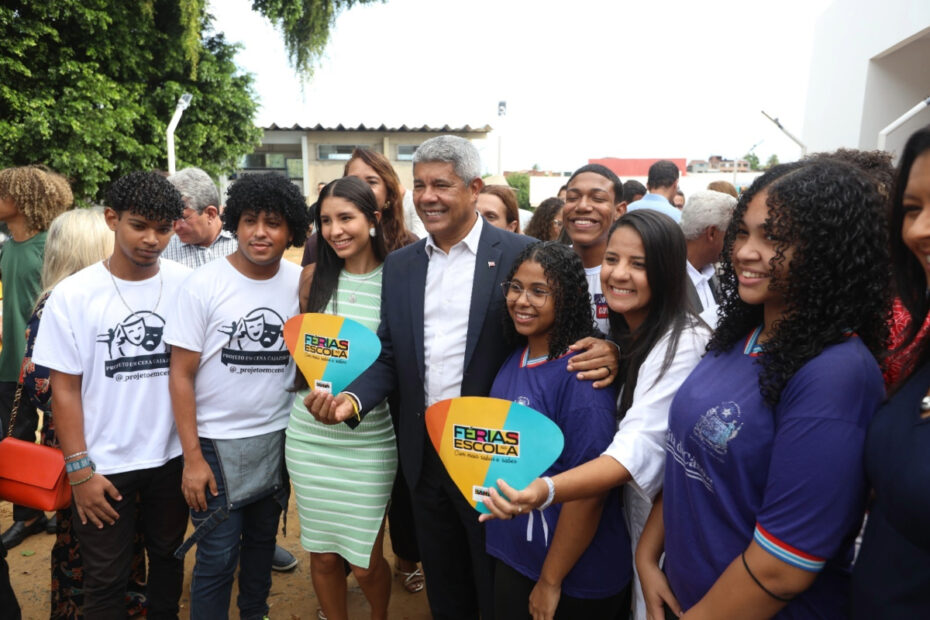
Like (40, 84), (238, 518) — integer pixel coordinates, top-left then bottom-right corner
(230, 124), (491, 200)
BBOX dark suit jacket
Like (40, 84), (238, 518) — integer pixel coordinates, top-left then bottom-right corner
(346, 221), (534, 488)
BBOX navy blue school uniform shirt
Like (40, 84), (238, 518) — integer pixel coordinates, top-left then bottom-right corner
(852, 360), (930, 618)
(663, 329), (883, 618)
(486, 348), (631, 599)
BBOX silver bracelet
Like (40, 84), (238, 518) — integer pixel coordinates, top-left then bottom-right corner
(538, 476), (556, 510)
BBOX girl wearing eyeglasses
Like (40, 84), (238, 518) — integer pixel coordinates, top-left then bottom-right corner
(482, 211), (710, 620)
(484, 240), (631, 619)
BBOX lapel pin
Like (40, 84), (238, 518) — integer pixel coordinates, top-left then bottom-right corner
(488, 261), (496, 268)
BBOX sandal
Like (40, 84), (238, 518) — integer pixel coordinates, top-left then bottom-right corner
(395, 565), (425, 593)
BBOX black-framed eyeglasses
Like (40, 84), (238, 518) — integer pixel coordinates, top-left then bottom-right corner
(500, 281), (552, 307)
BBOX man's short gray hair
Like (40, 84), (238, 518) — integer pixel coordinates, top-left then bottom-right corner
(412, 135), (481, 184)
(680, 190), (738, 240)
(167, 167), (220, 213)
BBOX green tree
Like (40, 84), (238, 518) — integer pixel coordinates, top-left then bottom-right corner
(0, 1), (375, 201)
(765, 154), (780, 169)
(506, 173), (530, 211)
(253, 0), (379, 77)
(744, 152), (761, 171)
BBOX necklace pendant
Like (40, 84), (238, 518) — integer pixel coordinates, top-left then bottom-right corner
(349, 293), (356, 304)
(921, 396), (930, 412)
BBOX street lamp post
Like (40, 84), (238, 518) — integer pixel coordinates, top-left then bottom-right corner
(167, 93), (193, 175)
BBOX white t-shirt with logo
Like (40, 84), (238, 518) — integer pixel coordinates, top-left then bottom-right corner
(32, 260), (191, 475)
(164, 257), (301, 439)
(585, 265), (610, 334)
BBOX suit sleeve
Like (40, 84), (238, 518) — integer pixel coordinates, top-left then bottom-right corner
(343, 256), (400, 427)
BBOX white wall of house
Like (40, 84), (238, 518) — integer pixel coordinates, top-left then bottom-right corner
(803, 0), (930, 158)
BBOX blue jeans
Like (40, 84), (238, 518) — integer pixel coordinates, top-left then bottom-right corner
(189, 438), (283, 620)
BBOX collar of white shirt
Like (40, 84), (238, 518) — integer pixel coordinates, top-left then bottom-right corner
(424, 212), (483, 258)
(686, 260), (715, 284)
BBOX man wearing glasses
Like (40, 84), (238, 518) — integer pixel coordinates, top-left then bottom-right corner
(164, 167), (238, 268)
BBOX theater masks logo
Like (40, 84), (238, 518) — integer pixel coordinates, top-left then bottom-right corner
(97, 311), (170, 379)
(219, 308), (290, 373)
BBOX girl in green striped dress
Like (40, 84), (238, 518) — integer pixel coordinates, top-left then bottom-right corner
(286, 176), (397, 620)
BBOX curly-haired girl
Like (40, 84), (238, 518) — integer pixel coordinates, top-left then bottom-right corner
(638, 160), (891, 618)
(483, 240), (631, 619)
(482, 212), (710, 620)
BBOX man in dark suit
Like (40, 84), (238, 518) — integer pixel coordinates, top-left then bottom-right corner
(307, 136), (617, 619)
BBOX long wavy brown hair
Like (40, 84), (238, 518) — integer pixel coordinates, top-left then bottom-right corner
(344, 148), (412, 253)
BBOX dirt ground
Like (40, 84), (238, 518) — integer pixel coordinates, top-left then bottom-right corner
(3, 497), (431, 619)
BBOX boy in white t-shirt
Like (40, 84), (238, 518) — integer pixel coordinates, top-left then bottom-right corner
(165, 173), (308, 620)
(32, 171), (190, 617)
(562, 163), (626, 334)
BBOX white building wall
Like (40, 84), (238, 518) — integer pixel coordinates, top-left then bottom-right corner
(803, 0), (930, 157)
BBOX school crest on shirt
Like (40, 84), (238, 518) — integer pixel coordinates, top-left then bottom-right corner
(691, 400), (743, 462)
(97, 311), (170, 379)
(218, 307), (290, 372)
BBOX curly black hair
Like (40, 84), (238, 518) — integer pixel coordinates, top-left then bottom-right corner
(524, 197), (564, 241)
(709, 160), (892, 407)
(501, 241), (596, 359)
(805, 148), (895, 202)
(106, 171), (184, 222)
(224, 173), (310, 247)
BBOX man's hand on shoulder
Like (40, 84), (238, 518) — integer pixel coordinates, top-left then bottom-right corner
(566, 336), (620, 388)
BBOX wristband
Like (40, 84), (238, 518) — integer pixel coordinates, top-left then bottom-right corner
(742, 552), (794, 602)
(65, 457), (95, 474)
(63, 450), (88, 462)
(538, 476), (556, 510)
(69, 471), (95, 487)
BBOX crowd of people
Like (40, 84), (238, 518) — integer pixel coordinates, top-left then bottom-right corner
(0, 126), (927, 620)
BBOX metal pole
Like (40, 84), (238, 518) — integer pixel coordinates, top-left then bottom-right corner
(877, 97), (930, 151)
(167, 93), (193, 175)
(761, 110), (807, 157)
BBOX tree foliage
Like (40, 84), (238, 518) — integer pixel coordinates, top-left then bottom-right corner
(765, 154), (780, 169)
(744, 152), (761, 171)
(506, 173), (530, 211)
(1, 0), (374, 202)
(250, 0), (381, 77)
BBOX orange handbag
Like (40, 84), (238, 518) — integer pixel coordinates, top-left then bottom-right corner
(0, 384), (71, 511)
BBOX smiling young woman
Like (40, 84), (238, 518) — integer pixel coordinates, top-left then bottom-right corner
(637, 160), (891, 619)
(287, 176), (396, 620)
(852, 125), (930, 618)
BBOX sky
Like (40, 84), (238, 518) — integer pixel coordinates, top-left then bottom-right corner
(209, 0), (834, 174)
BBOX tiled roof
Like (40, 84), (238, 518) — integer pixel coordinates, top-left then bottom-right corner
(263, 123), (492, 133)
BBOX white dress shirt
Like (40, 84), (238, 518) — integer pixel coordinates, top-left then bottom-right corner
(687, 260), (719, 328)
(603, 322), (710, 620)
(423, 215), (483, 406)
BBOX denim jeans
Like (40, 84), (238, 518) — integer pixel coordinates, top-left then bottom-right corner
(189, 437), (283, 620)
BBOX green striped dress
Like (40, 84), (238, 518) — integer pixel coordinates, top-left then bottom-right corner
(285, 265), (397, 568)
